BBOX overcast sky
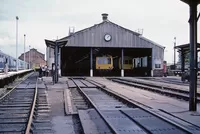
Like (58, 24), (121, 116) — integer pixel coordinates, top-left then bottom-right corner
(0, 0), (200, 63)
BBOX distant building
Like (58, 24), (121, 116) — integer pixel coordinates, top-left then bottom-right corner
(18, 48), (46, 68)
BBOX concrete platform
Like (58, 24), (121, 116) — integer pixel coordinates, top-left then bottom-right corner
(42, 77), (81, 134)
(0, 70), (31, 80)
(0, 70), (32, 88)
(87, 77), (200, 128)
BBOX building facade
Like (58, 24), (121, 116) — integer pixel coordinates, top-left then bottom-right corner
(46, 14), (165, 77)
(19, 48), (46, 68)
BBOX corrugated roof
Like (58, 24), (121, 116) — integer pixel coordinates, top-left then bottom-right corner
(140, 36), (165, 49)
(58, 20), (140, 41)
(53, 20), (164, 49)
(174, 43), (200, 53)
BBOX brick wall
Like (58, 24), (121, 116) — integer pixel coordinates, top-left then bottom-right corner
(19, 48), (46, 68)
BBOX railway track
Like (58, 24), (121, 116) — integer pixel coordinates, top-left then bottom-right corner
(0, 72), (52, 134)
(68, 78), (199, 134)
(109, 78), (200, 102)
(138, 77), (200, 87)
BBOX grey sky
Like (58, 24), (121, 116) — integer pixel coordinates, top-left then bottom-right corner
(0, 0), (199, 63)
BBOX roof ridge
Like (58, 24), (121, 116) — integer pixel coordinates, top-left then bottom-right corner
(58, 21), (141, 41)
(53, 20), (164, 49)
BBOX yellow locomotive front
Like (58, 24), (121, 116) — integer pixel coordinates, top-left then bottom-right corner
(96, 56), (113, 70)
(118, 56), (133, 70)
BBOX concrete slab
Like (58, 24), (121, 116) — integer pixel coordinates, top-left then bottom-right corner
(45, 78), (78, 134)
(67, 80), (76, 88)
(43, 77), (68, 89)
(87, 77), (200, 127)
(78, 109), (112, 134)
(64, 89), (74, 115)
(52, 116), (75, 134)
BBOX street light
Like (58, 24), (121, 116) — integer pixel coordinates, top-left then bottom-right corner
(16, 16), (19, 71)
(174, 37), (176, 69)
(29, 45), (31, 69)
(24, 34), (26, 69)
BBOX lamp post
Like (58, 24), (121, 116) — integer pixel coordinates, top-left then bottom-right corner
(24, 34), (26, 69)
(16, 16), (19, 71)
(29, 45), (31, 69)
(174, 37), (176, 70)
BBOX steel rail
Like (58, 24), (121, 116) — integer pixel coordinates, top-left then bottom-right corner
(114, 78), (200, 97)
(25, 78), (38, 134)
(0, 72), (34, 101)
(159, 109), (200, 129)
(110, 78), (200, 102)
(119, 110), (153, 134)
(70, 78), (119, 134)
(86, 79), (193, 134)
(86, 78), (152, 109)
(142, 78), (200, 86)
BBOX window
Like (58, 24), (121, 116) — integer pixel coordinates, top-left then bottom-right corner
(97, 57), (111, 64)
(142, 57), (147, 67)
(98, 57), (103, 64)
(155, 64), (161, 68)
(136, 58), (141, 68)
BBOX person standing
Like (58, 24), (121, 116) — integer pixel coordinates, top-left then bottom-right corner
(42, 66), (45, 77)
(39, 65), (42, 78)
(4, 62), (8, 74)
(4, 58), (8, 74)
(45, 65), (49, 76)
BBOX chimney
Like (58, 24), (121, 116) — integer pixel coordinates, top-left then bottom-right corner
(102, 13), (108, 21)
(68, 26), (75, 36)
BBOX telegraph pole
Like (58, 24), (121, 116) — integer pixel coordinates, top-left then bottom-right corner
(24, 34), (26, 69)
(16, 16), (19, 71)
(29, 45), (31, 69)
(174, 37), (176, 69)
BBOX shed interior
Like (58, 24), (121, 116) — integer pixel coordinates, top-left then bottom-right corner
(61, 47), (152, 76)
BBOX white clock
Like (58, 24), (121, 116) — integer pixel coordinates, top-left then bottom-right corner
(104, 34), (112, 42)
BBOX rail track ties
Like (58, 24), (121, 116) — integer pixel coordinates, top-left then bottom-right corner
(0, 72), (53, 134)
(67, 78), (199, 134)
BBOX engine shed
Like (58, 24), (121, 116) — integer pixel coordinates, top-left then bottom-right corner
(45, 14), (165, 77)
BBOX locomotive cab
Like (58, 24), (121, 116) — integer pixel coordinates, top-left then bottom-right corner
(96, 55), (113, 70)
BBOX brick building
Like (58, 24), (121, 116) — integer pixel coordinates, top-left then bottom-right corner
(19, 48), (46, 68)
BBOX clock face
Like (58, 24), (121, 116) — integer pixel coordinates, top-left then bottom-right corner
(104, 34), (112, 42)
